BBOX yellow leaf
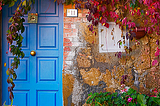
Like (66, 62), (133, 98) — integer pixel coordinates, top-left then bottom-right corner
(100, 17), (102, 20)
(16, 7), (19, 11)
(137, 7), (140, 10)
(22, 0), (26, 6)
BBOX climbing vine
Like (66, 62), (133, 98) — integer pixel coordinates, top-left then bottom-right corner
(74, 0), (160, 62)
(0, 0), (68, 102)
(1, 0), (160, 103)
(1, 0), (35, 101)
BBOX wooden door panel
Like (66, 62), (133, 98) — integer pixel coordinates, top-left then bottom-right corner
(2, 0), (63, 105)
(9, 58), (29, 82)
(37, 25), (58, 49)
(38, 0), (58, 16)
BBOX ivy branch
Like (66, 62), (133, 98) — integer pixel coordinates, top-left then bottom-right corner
(3, 0), (35, 100)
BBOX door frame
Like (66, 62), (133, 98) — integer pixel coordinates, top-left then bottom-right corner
(0, 3), (64, 105)
(0, 12), (2, 106)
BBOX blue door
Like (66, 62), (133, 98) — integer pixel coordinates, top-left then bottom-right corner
(2, 0), (63, 106)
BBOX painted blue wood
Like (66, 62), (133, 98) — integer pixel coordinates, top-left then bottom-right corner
(2, 0), (63, 106)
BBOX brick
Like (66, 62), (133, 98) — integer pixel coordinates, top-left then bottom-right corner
(82, 13), (87, 18)
(63, 42), (72, 46)
(64, 29), (72, 33)
(72, 33), (78, 37)
(63, 61), (67, 65)
(64, 33), (78, 37)
(63, 51), (70, 57)
(73, 29), (78, 33)
(83, 18), (88, 22)
(63, 56), (68, 61)
(63, 38), (71, 42)
(83, 9), (89, 14)
(71, 24), (76, 29)
(64, 37), (72, 42)
(73, 18), (82, 22)
(64, 18), (72, 22)
(63, 65), (67, 70)
(64, 46), (71, 51)
(63, 56), (74, 61)
(64, 23), (71, 28)
(64, 33), (73, 37)
(78, 13), (82, 17)
(64, 56), (74, 61)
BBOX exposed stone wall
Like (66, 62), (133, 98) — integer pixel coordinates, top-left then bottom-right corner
(63, 5), (160, 106)
(63, 4), (88, 106)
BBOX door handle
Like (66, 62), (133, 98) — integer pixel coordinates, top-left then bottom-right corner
(30, 50), (36, 56)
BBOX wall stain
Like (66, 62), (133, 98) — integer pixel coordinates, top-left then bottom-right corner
(63, 73), (75, 106)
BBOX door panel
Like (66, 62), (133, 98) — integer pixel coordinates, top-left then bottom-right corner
(2, 0), (63, 106)
(9, 58), (29, 81)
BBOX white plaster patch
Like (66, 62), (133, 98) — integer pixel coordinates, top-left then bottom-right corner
(67, 51), (76, 57)
(72, 79), (83, 106)
(65, 61), (73, 66)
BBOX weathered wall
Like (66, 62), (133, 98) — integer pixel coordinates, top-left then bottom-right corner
(63, 4), (160, 106)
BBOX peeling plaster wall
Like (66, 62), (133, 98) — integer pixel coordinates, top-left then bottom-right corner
(63, 4), (160, 106)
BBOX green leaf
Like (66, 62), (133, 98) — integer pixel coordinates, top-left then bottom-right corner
(7, 30), (11, 34)
(19, 35), (23, 42)
(21, 25), (25, 33)
(131, 95), (137, 99)
(11, 98), (13, 106)
(21, 52), (25, 58)
(13, 73), (17, 79)
(141, 104), (147, 106)
(14, 57), (17, 62)
(158, 92), (160, 97)
(6, 69), (10, 75)
(29, 0), (32, 6)
(152, 97), (160, 104)
(9, 1), (15, 7)
(3, 101), (7, 106)
(9, 17), (14, 23)
(137, 94), (146, 105)
(22, 18), (25, 22)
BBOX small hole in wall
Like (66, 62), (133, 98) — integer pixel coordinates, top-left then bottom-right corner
(99, 84), (103, 87)
(91, 81), (94, 84)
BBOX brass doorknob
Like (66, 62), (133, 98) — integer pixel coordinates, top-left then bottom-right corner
(30, 50), (36, 56)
